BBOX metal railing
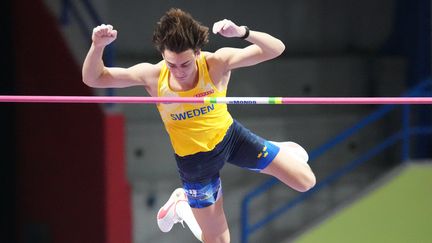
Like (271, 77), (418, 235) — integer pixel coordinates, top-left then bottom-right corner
(241, 79), (432, 243)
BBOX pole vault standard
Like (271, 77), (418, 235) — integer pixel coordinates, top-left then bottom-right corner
(0, 96), (432, 104)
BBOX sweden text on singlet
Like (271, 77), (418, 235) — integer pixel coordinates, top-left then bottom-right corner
(170, 104), (215, 121)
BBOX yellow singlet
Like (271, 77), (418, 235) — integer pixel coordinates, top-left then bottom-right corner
(156, 54), (233, 156)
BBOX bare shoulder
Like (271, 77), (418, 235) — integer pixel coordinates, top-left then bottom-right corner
(203, 50), (232, 89)
(202, 51), (216, 63)
(203, 50), (229, 72)
(206, 47), (246, 72)
(128, 60), (163, 96)
(204, 48), (237, 63)
(129, 60), (163, 79)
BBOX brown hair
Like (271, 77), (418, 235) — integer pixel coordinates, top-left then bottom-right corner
(152, 8), (209, 53)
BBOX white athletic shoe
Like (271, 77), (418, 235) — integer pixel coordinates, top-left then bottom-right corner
(157, 188), (188, 232)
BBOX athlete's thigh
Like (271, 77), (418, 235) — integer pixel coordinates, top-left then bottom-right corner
(261, 142), (315, 192)
(227, 120), (279, 171)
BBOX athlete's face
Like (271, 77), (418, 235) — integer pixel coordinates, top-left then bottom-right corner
(162, 49), (200, 82)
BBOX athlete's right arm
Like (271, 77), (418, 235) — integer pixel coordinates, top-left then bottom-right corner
(82, 24), (159, 90)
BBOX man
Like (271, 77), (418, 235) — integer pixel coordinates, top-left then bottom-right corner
(83, 8), (315, 243)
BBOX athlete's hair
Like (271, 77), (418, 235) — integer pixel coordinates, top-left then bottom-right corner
(152, 8), (209, 53)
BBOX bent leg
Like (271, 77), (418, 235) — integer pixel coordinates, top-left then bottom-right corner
(261, 141), (316, 192)
(192, 196), (230, 243)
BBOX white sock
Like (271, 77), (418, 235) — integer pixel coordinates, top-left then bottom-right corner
(176, 201), (202, 242)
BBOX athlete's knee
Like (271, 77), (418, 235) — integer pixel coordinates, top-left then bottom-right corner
(269, 141), (315, 192)
(297, 169), (316, 192)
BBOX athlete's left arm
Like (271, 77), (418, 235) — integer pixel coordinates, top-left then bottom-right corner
(212, 19), (285, 72)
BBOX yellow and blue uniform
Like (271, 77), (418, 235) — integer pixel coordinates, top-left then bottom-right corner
(157, 53), (233, 157)
(157, 54), (280, 208)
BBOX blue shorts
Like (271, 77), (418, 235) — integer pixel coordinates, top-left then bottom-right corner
(175, 120), (280, 208)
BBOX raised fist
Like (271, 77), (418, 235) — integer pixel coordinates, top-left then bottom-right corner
(92, 24), (117, 47)
(212, 19), (246, 38)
